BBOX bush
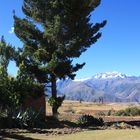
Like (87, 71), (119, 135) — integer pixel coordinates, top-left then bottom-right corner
(13, 108), (46, 128)
(0, 108), (46, 129)
(48, 96), (65, 110)
(77, 114), (104, 127)
(96, 111), (106, 116)
(115, 107), (140, 116)
(107, 109), (115, 116)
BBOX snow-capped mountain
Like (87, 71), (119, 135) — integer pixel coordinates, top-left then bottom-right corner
(74, 77), (92, 82)
(93, 72), (127, 79)
(57, 72), (140, 103)
(73, 72), (127, 82)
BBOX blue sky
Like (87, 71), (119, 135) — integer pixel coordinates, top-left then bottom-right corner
(0, 0), (140, 78)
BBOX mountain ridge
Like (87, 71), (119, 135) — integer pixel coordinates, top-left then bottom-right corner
(74, 72), (134, 81)
(57, 72), (140, 103)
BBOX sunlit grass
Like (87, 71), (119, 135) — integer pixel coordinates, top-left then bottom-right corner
(48, 130), (140, 140)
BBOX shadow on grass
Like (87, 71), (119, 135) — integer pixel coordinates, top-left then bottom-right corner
(0, 131), (41, 140)
(0, 118), (106, 140)
(60, 120), (78, 127)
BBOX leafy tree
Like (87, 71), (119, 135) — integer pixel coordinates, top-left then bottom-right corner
(0, 36), (16, 108)
(0, 37), (43, 111)
(0, 36), (15, 77)
(14, 0), (106, 117)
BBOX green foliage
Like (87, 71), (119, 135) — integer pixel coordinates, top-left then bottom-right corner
(0, 73), (44, 110)
(96, 111), (106, 116)
(14, 0), (106, 116)
(0, 108), (46, 128)
(0, 36), (45, 128)
(48, 95), (65, 110)
(105, 109), (116, 116)
(77, 114), (104, 127)
(0, 36), (16, 73)
(14, 108), (46, 128)
(115, 107), (140, 116)
(0, 36), (19, 109)
(14, 0), (106, 81)
(0, 36), (44, 110)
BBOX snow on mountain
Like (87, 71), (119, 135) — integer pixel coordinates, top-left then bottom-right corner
(73, 72), (127, 82)
(56, 72), (140, 102)
(92, 72), (126, 79)
(74, 77), (92, 82)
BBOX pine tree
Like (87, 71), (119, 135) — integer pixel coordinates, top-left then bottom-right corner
(14, 0), (106, 117)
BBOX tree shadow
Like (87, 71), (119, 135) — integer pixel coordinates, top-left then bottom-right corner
(60, 120), (78, 127)
(0, 131), (41, 140)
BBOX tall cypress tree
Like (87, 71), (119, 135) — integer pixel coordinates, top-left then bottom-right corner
(14, 0), (106, 116)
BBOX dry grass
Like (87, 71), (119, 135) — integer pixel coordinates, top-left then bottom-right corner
(46, 100), (134, 114)
(46, 100), (140, 121)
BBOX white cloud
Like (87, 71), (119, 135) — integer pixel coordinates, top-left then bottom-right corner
(8, 27), (14, 34)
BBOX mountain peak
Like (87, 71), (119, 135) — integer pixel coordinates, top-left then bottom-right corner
(74, 72), (127, 82)
(93, 72), (126, 79)
(74, 77), (92, 82)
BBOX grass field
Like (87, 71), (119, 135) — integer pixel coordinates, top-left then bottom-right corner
(2, 130), (140, 140)
(48, 130), (140, 140)
(46, 100), (132, 114)
(46, 100), (140, 122)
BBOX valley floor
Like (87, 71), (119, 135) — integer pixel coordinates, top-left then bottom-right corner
(46, 100), (140, 122)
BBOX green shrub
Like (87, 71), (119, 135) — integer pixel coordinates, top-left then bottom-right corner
(14, 108), (45, 128)
(0, 108), (46, 129)
(77, 114), (104, 127)
(96, 109), (115, 116)
(115, 107), (140, 116)
(107, 109), (115, 116)
(48, 96), (65, 110)
(96, 111), (106, 116)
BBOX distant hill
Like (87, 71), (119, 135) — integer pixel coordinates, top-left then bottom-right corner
(56, 72), (140, 103)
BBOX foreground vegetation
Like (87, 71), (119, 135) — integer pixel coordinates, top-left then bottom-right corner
(1, 101), (140, 139)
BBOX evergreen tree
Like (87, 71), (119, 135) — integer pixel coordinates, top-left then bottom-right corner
(14, 0), (106, 117)
(0, 36), (15, 77)
(0, 36), (17, 108)
(0, 36), (44, 110)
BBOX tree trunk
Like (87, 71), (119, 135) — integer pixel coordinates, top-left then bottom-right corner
(51, 74), (58, 117)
